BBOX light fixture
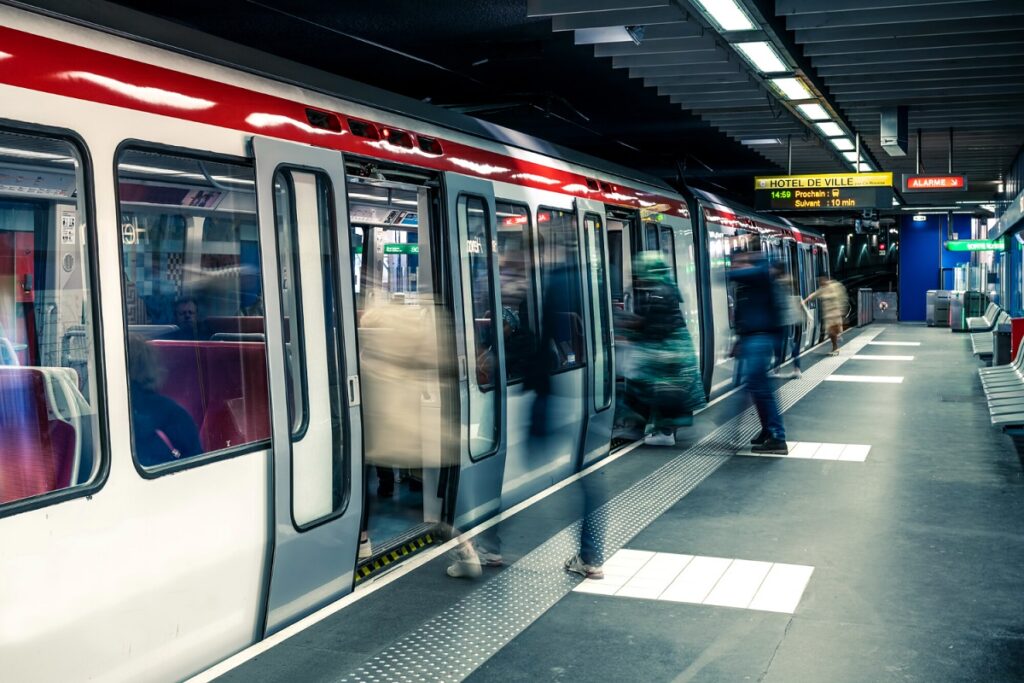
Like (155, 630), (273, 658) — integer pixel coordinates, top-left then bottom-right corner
(829, 137), (854, 151)
(815, 121), (844, 137)
(734, 41), (788, 74)
(741, 137), (782, 146)
(842, 150), (859, 163)
(797, 103), (829, 121)
(913, 214), (926, 222)
(770, 77), (812, 101)
(625, 25), (645, 46)
(691, 0), (755, 32)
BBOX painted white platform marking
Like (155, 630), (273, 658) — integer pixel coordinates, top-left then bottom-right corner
(736, 441), (871, 462)
(576, 551), (814, 614)
(867, 341), (921, 347)
(825, 374), (903, 384)
(851, 354), (915, 361)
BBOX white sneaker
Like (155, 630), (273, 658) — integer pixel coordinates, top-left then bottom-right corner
(446, 545), (482, 579)
(789, 368), (802, 379)
(644, 432), (676, 447)
(565, 554), (604, 580)
(358, 537), (373, 561)
(476, 548), (504, 567)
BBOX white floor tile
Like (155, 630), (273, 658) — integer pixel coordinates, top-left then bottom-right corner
(703, 559), (773, 609)
(616, 553), (693, 599)
(866, 341), (920, 346)
(747, 563), (815, 614)
(839, 444), (872, 462)
(812, 443), (846, 460)
(788, 442), (821, 459)
(851, 354), (915, 361)
(574, 580), (620, 595)
(825, 374), (903, 384)
(660, 556), (733, 604)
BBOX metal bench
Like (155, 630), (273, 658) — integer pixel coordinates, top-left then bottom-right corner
(971, 311), (1009, 361)
(966, 302), (1000, 333)
(979, 338), (1024, 428)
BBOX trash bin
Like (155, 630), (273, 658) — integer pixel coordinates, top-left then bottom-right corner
(926, 290), (951, 327)
(857, 288), (873, 327)
(994, 320), (1012, 366)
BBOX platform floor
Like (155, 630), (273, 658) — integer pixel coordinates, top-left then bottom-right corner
(204, 324), (1024, 683)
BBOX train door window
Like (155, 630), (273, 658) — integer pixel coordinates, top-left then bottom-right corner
(583, 213), (612, 411)
(659, 225), (677, 282)
(0, 129), (102, 509)
(118, 148), (268, 470)
(273, 169), (347, 526)
(461, 195), (500, 458)
(643, 222), (659, 251)
(607, 227), (624, 305)
(538, 208), (585, 371)
(495, 201), (537, 384)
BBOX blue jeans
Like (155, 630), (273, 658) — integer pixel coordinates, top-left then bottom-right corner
(739, 333), (786, 441)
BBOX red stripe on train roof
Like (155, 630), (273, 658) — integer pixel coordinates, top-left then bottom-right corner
(0, 24), (689, 218)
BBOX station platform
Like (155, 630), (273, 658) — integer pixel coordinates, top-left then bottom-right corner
(195, 324), (1024, 683)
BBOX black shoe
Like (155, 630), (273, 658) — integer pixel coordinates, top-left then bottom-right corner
(752, 438), (789, 455)
(750, 430), (770, 446)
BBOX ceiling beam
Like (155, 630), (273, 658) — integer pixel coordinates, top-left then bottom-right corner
(825, 69), (1013, 86)
(527, 0), (669, 17)
(802, 31), (1024, 56)
(777, 0), (996, 14)
(829, 78), (1024, 95)
(793, 16), (1024, 43)
(628, 62), (743, 77)
(810, 43), (1024, 68)
(835, 87), (1024, 103)
(573, 20), (702, 43)
(612, 50), (729, 68)
(784, 1), (1024, 30)
(593, 35), (717, 56)
(551, 5), (682, 30)
(816, 55), (1024, 76)
(642, 73), (752, 87)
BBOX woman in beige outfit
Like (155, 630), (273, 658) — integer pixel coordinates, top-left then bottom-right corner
(805, 276), (848, 355)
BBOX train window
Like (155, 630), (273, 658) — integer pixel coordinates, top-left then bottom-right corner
(495, 201), (537, 384)
(658, 225), (677, 283)
(607, 228), (624, 304)
(584, 213), (612, 411)
(537, 208), (586, 372)
(461, 194), (499, 459)
(118, 148), (269, 471)
(274, 169), (347, 526)
(0, 130), (103, 509)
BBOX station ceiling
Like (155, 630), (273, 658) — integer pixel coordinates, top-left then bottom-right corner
(52, 0), (1024, 211)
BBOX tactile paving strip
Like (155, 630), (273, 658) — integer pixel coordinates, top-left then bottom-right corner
(336, 328), (884, 683)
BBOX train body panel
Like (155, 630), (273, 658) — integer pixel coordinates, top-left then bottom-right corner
(0, 5), (829, 681)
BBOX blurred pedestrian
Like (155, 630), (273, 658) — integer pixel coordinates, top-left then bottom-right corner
(770, 269), (807, 379)
(730, 251), (788, 455)
(619, 252), (706, 447)
(805, 275), (848, 356)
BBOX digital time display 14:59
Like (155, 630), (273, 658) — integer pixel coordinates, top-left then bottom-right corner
(755, 186), (892, 211)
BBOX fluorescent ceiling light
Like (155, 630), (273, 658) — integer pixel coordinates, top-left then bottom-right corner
(693, 0), (755, 32)
(741, 137), (782, 146)
(735, 41), (788, 74)
(830, 137), (854, 151)
(770, 77), (811, 100)
(842, 151), (858, 162)
(797, 103), (829, 121)
(816, 121), (844, 137)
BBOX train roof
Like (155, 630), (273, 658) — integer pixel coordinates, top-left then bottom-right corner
(689, 187), (826, 245)
(8, 0), (681, 198)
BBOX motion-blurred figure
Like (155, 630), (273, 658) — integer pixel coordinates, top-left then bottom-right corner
(618, 253), (706, 447)
(771, 269), (807, 380)
(805, 275), (848, 356)
(730, 251), (788, 455)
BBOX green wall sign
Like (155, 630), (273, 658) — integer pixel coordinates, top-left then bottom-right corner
(944, 239), (1003, 252)
(383, 243), (419, 255)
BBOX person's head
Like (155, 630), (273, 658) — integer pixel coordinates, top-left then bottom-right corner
(818, 275), (830, 287)
(127, 334), (163, 391)
(174, 297), (198, 328)
(634, 251), (673, 287)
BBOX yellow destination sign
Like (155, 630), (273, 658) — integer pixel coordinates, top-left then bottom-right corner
(754, 172), (893, 190)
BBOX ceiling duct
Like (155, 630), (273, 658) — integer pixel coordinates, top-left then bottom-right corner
(881, 106), (909, 157)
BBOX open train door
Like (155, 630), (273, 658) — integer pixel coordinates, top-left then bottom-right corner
(575, 198), (615, 466)
(442, 173), (509, 531)
(252, 137), (363, 635)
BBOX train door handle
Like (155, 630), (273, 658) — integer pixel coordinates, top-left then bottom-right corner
(347, 375), (361, 406)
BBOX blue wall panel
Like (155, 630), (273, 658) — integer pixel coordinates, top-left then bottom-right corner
(898, 215), (972, 321)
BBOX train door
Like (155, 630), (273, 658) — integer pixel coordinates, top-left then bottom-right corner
(577, 199), (614, 465)
(253, 137), (363, 634)
(443, 174), (508, 530)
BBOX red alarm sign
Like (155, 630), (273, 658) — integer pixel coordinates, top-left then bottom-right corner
(902, 174), (967, 192)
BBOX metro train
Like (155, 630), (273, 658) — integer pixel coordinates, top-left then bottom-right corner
(0, 5), (830, 681)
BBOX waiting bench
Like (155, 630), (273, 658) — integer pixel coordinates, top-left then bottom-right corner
(971, 310), (1009, 361)
(967, 302), (1000, 333)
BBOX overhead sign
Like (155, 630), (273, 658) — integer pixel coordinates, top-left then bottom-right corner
(944, 239), (1003, 252)
(383, 243), (419, 255)
(755, 186), (893, 211)
(754, 172), (892, 190)
(903, 174), (967, 192)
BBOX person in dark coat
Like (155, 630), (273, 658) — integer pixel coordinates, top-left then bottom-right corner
(730, 251), (788, 454)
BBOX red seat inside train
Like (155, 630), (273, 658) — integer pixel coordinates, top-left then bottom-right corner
(147, 340), (270, 452)
(0, 368), (75, 504)
(203, 316), (265, 336)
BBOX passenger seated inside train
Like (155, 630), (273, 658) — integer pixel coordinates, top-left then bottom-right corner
(161, 297), (202, 340)
(126, 334), (203, 467)
(476, 306), (535, 386)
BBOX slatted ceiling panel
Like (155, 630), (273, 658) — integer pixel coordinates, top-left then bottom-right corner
(783, 0), (1024, 198)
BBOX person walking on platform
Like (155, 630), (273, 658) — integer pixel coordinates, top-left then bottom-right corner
(805, 275), (848, 356)
(730, 251), (788, 455)
(770, 269), (807, 380)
